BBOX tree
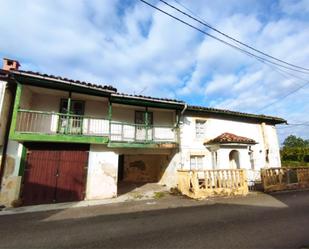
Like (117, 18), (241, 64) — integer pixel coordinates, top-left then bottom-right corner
(281, 135), (309, 165)
(283, 135), (308, 148)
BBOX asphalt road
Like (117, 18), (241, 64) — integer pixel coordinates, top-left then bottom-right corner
(0, 191), (308, 249)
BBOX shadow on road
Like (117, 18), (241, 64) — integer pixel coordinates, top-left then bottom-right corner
(0, 190), (308, 249)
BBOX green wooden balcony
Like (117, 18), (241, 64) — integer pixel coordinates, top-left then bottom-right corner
(12, 109), (179, 145)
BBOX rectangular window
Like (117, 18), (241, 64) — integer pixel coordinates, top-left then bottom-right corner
(60, 99), (85, 115)
(195, 120), (206, 138)
(190, 155), (204, 170)
(135, 111), (153, 125)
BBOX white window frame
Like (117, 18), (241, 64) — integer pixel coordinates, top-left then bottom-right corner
(195, 119), (206, 139)
(190, 155), (204, 170)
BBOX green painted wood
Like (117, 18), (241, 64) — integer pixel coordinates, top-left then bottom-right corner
(13, 75), (112, 97)
(66, 93), (72, 134)
(107, 142), (178, 148)
(18, 109), (108, 120)
(9, 82), (22, 138)
(145, 107), (148, 141)
(108, 100), (112, 138)
(110, 96), (184, 110)
(10, 133), (109, 144)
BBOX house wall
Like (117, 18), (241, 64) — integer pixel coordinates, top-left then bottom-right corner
(85, 145), (179, 200)
(180, 116), (281, 172)
(123, 154), (166, 183)
(19, 86), (32, 109)
(20, 86), (109, 117)
(0, 141), (23, 206)
(19, 86), (175, 127)
(112, 104), (175, 126)
(0, 80), (12, 146)
(86, 148), (118, 200)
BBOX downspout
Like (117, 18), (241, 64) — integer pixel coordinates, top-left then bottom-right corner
(178, 103), (187, 126)
(0, 76), (16, 190)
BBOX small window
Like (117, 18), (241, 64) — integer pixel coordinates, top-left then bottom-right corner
(135, 111), (153, 125)
(195, 120), (206, 138)
(190, 155), (204, 170)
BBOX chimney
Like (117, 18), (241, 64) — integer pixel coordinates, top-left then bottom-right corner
(2, 58), (20, 71)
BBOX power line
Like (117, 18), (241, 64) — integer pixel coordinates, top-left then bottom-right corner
(138, 0), (309, 74)
(277, 121), (309, 128)
(168, 0), (309, 112)
(139, 0), (309, 112)
(161, 0), (309, 73)
(255, 59), (309, 112)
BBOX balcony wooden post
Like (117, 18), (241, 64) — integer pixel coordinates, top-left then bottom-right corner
(145, 107), (148, 142)
(65, 92), (72, 134)
(108, 99), (112, 139)
(9, 82), (22, 138)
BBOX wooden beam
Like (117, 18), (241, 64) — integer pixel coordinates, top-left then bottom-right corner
(9, 82), (22, 138)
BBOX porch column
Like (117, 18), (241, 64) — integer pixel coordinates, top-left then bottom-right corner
(65, 92), (72, 134)
(108, 99), (112, 139)
(145, 107), (148, 141)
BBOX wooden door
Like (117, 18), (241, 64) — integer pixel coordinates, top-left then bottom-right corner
(56, 150), (88, 203)
(22, 143), (88, 206)
(22, 150), (59, 205)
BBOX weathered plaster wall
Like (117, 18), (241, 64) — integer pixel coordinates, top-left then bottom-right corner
(20, 86), (32, 109)
(0, 141), (23, 206)
(215, 147), (250, 170)
(158, 151), (180, 187)
(31, 92), (62, 112)
(112, 104), (175, 126)
(0, 80), (12, 146)
(84, 99), (108, 118)
(85, 145), (180, 200)
(27, 87), (109, 117)
(86, 146), (118, 200)
(123, 154), (166, 183)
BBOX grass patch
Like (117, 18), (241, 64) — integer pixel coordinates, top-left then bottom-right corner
(132, 193), (144, 199)
(153, 192), (165, 199)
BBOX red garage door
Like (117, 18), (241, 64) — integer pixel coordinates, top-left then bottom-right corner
(22, 143), (89, 206)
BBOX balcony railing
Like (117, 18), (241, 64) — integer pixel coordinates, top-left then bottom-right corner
(15, 109), (178, 143)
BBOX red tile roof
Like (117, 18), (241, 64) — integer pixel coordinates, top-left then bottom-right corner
(11, 70), (117, 92)
(9, 70), (185, 104)
(204, 132), (257, 145)
(187, 105), (286, 124)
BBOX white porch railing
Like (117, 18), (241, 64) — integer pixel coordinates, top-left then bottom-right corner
(177, 169), (249, 199)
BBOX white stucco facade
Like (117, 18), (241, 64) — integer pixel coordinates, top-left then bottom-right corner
(86, 147), (118, 200)
(179, 115), (281, 184)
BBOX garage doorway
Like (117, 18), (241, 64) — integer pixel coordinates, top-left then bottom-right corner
(117, 154), (169, 195)
(21, 143), (89, 206)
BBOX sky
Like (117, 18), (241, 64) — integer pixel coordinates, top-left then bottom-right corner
(0, 0), (308, 143)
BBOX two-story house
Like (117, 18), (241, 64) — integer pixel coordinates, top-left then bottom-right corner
(0, 58), (286, 206)
(0, 58), (183, 206)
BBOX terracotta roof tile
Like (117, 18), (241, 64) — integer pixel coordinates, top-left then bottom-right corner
(11, 70), (117, 92)
(187, 105), (286, 124)
(204, 132), (257, 145)
(112, 92), (185, 104)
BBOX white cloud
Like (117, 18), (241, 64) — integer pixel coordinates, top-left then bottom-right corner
(0, 0), (308, 141)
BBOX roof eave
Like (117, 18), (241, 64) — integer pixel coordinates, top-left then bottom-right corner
(204, 142), (257, 146)
(10, 70), (116, 94)
(111, 93), (185, 109)
(186, 107), (286, 124)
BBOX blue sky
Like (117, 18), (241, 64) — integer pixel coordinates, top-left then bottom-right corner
(1, 0), (308, 142)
